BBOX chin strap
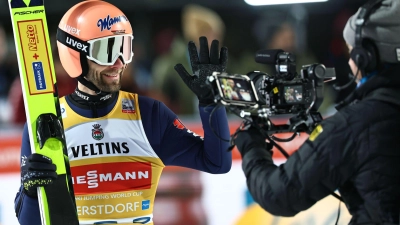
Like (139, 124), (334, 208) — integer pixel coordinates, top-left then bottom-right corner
(76, 50), (106, 95)
(74, 88), (113, 102)
(75, 75), (104, 95)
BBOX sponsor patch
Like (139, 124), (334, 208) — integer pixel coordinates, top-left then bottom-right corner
(111, 29), (126, 34)
(32, 61), (46, 90)
(71, 161), (152, 194)
(122, 98), (135, 113)
(187, 129), (203, 140)
(173, 118), (186, 130)
(13, 10), (44, 15)
(18, 20), (54, 94)
(70, 142), (130, 158)
(63, 24), (81, 36)
(92, 124), (104, 140)
(60, 103), (67, 118)
(141, 200), (150, 210)
(21, 155), (27, 167)
(309, 124), (323, 141)
(65, 36), (88, 52)
(97, 15), (129, 32)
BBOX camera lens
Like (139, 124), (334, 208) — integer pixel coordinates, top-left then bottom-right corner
(247, 71), (267, 105)
(313, 64), (326, 79)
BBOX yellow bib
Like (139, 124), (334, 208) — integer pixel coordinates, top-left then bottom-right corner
(60, 91), (165, 225)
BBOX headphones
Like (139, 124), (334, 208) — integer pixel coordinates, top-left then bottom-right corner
(349, 0), (383, 73)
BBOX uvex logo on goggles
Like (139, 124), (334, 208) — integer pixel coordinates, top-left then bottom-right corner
(66, 37), (88, 52)
(57, 28), (89, 53)
(57, 27), (133, 66)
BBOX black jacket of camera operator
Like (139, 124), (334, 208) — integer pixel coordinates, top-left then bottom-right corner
(241, 64), (400, 224)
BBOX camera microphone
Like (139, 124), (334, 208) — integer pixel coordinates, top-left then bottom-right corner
(333, 73), (357, 91)
(255, 49), (284, 64)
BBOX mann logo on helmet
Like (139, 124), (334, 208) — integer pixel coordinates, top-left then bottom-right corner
(97, 15), (129, 32)
(92, 124), (104, 140)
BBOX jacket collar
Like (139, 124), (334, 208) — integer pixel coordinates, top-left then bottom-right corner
(336, 64), (400, 110)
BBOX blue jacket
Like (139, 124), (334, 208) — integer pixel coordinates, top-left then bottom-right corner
(15, 92), (232, 225)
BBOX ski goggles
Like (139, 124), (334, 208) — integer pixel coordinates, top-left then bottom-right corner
(57, 28), (134, 66)
(87, 34), (134, 66)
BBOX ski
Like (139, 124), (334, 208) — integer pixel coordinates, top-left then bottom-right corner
(8, 0), (79, 224)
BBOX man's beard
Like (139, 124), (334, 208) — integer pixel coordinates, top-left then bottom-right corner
(86, 68), (123, 93)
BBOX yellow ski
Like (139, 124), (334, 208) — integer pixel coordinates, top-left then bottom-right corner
(8, 0), (78, 224)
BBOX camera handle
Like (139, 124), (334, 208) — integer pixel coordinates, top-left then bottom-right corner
(253, 112), (344, 203)
(235, 110), (344, 203)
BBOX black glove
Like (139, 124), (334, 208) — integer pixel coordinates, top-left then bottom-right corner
(234, 125), (272, 157)
(174, 36), (228, 105)
(21, 153), (57, 197)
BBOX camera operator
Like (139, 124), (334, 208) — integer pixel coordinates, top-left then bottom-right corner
(234, 0), (400, 224)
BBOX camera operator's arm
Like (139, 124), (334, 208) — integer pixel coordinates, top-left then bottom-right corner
(235, 114), (357, 216)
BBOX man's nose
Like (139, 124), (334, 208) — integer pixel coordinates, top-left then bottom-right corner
(110, 58), (124, 69)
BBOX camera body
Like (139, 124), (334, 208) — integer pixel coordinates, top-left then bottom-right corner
(208, 64), (335, 116)
(207, 49), (335, 134)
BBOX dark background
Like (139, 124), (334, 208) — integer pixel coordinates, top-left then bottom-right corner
(0, 0), (370, 125)
(0, 0), (366, 67)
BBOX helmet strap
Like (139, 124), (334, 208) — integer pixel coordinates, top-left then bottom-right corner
(77, 52), (110, 96)
(57, 28), (108, 96)
(73, 88), (113, 102)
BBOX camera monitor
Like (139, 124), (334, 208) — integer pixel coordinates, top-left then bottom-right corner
(214, 74), (259, 108)
(283, 85), (304, 104)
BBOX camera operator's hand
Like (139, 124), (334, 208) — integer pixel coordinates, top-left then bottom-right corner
(21, 153), (57, 197)
(234, 125), (272, 157)
(174, 36), (228, 105)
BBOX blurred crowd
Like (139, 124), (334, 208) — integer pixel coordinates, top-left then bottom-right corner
(0, 3), (355, 127)
(0, 4), (359, 225)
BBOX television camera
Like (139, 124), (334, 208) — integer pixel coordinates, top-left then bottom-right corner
(207, 49), (336, 137)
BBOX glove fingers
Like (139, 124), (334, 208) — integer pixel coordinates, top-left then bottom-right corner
(188, 41), (199, 68)
(219, 46), (228, 71)
(199, 36), (210, 64)
(235, 126), (268, 151)
(174, 64), (193, 84)
(24, 177), (55, 190)
(209, 40), (220, 65)
(29, 162), (56, 171)
(22, 168), (57, 197)
(42, 171), (58, 180)
(248, 126), (267, 141)
(26, 171), (58, 180)
(29, 153), (52, 164)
